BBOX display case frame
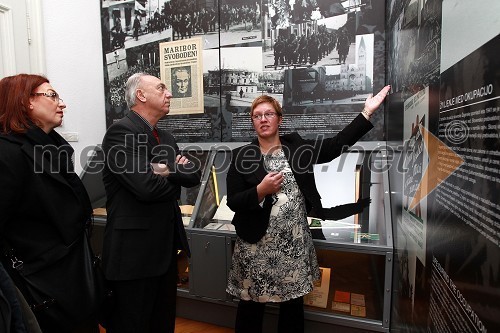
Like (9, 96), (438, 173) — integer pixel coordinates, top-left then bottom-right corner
(79, 141), (394, 332)
(180, 141), (394, 332)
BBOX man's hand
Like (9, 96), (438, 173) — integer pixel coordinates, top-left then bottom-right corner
(175, 154), (190, 165)
(152, 155), (190, 177)
(151, 163), (170, 177)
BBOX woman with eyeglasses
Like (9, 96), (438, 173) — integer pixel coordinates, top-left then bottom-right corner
(226, 85), (391, 333)
(0, 74), (101, 332)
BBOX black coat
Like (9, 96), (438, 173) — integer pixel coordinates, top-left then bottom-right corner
(101, 111), (201, 281)
(226, 114), (373, 243)
(0, 129), (97, 331)
(0, 130), (91, 268)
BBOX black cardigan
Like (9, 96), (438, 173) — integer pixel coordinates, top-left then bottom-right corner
(226, 114), (373, 243)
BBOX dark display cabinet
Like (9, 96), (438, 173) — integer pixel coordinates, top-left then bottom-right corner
(181, 142), (393, 332)
(80, 142), (393, 332)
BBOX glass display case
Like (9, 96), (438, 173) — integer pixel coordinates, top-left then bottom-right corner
(186, 142), (393, 332)
(80, 142), (393, 332)
(79, 143), (215, 292)
(300, 143), (393, 331)
(185, 143), (244, 300)
(175, 143), (214, 291)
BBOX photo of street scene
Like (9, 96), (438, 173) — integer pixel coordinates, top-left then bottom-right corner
(263, 13), (357, 71)
(204, 46), (284, 109)
(219, 0), (262, 47)
(282, 33), (373, 106)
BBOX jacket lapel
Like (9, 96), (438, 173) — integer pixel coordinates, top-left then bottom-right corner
(245, 140), (267, 182)
(126, 111), (158, 147)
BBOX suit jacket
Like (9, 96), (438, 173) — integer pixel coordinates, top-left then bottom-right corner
(0, 131), (91, 269)
(101, 111), (200, 281)
(226, 113), (373, 243)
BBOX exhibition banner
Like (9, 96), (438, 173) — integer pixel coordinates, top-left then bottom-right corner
(387, 0), (500, 331)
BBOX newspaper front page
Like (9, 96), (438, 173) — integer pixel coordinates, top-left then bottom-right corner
(159, 37), (204, 115)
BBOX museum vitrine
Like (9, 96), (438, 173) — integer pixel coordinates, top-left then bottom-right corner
(80, 142), (393, 332)
(185, 142), (393, 332)
(79, 143), (214, 292)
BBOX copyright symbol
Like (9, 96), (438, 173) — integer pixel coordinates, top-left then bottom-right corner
(445, 120), (468, 144)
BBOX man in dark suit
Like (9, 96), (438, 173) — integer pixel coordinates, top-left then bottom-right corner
(101, 72), (201, 333)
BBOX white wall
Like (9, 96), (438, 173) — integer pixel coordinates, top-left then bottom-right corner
(42, 0), (106, 174)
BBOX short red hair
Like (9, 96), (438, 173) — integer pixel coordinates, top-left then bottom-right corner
(250, 95), (283, 118)
(0, 74), (49, 134)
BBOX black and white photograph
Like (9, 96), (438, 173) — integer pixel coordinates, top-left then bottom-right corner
(203, 47), (284, 107)
(202, 48), (222, 107)
(213, 46), (283, 109)
(105, 48), (128, 82)
(169, 1), (220, 49)
(263, 12), (359, 71)
(102, 0), (170, 126)
(264, 0), (362, 29)
(219, 0), (262, 47)
(171, 66), (192, 98)
(103, 42), (163, 126)
(387, 0), (441, 100)
(104, 0), (222, 51)
(282, 33), (373, 106)
(102, 0), (172, 54)
(289, 0), (373, 23)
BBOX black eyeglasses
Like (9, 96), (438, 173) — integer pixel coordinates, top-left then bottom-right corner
(31, 91), (63, 103)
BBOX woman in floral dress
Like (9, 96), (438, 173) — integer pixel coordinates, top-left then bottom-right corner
(226, 86), (390, 333)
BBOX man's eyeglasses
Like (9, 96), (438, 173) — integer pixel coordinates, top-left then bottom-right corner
(251, 112), (278, 121)
(31, 91), (63, 103)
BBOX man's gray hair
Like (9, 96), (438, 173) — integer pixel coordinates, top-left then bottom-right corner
(125, 72), (147, 108)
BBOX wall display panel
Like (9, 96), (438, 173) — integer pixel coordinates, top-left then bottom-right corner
(386, 0), (500, 332)
(101, 0), (386, 144)
(222, 0), (386, 142)
(429, 34), (500, 332)
(222, 101), (385, 142)
(100, 0), (222, 142)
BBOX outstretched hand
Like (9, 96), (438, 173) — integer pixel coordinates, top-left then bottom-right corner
(322, 197), (371, 221)
(364, 85), (391, 116)
(357, 197), (372, 209)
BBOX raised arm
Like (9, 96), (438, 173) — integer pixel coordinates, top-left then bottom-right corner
(361, 85), (391, 120)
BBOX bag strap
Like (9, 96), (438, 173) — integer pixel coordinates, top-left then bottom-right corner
(84, 215), (103, 267)
(2, 246), (55, 312)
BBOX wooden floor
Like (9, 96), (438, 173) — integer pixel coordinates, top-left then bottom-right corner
(175, 317), (234, 333)
(99, 317), (234, 333)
